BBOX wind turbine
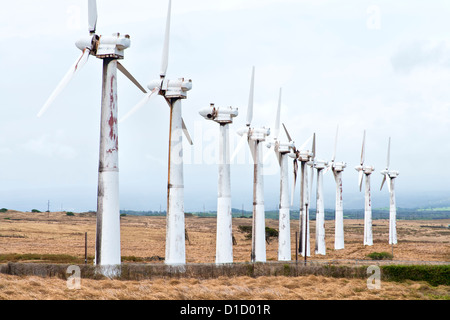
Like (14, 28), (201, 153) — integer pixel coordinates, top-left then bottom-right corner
(326, 126), (346, 250)
(198, 103), (238, 264)
(37, 0), (147, 269)
(309, 138), (328, 255)
(235, 67), (270, 262)
(284, 125), (314, 258)
(120, 0), (193, 265)
(380, 137), (399, 245)
(265, 88), (295, 261)
(354, 130), (375, 246)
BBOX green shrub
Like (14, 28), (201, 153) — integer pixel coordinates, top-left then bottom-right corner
(265, 227), (279, 238)
(238, 225), (252, 233)
(238, 225), (279, 242)
(0, 208), (7, 213)
(367, 251), (393, 260)
(66, 212), (74, 216)
(31, 209), (41, 213)
(381, 265), (450, 286)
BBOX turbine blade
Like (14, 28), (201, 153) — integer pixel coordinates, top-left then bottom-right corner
(386, 136), (391, 169)
(291, 160), (298, 206)
(160, 0), (172, 78)
(311, 133), (316, 159)
(305, 164), (310, 205)
(182, 118), (193, 145)
(263, 145), (274, 164)
(309, 164), (314, 200)
(88, 0), (98, 34)
(248, 139), (257, 163)
(282, 123), (292, 142)
(380, 174), (386, 191)
(358, 170), (364, 192)
(332, 168), (338, 183)
(37, 48), (90, 117)
(360, 130), (366, 165)
(230, 133), (247, 163)
(119, 87), (159, 123)
(117, 62), (147, 94)
(298, 134), (313, 151)
(246, 66), (255, 126)
(332, 125), (338, 162)
(274, 87), (282, 139)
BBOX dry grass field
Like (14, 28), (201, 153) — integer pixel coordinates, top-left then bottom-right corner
(0, 210), (449, 300)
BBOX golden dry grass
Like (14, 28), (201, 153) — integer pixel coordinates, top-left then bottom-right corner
(0, 274), (448, 300)
(0, 210), (449, 300)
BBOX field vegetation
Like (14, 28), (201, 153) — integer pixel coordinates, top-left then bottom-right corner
(0, 209), (448, 300)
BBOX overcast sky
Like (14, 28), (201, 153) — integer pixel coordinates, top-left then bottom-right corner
(1, 0), (450, 213)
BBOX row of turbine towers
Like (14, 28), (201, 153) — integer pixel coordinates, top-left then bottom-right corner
(37, 0), (399, 267)
(200, 68), (399, 262)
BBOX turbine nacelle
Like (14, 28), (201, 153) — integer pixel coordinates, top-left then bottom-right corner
(381, 169), (399, 178)
(199, 103), (238, 124)
(331, 161), (347, 172)
(266, 140), (293, 153)
(76, 33), (130, 59)
(355, 165), (375, 175)
(237, 127), (270, 141)
(289, 149), (312, 162)
(249, 127), (270, 141)
(148, 78), (192, 99)
(311, 159), (328, 170)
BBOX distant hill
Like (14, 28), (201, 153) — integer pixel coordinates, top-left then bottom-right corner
(120, 207), (450, 220)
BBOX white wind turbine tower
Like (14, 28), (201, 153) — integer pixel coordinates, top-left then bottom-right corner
(120, 0), (193, 265)
(284, 125), (314, 258)
(198, 103), (238, 264)
(234, 67), (270, 262)
(309, 138), (328, 255)
(380, 137), (399, 245)
(325, 126), (347, 250)
(354, 130), (375, 246)
(265, 88), (295, 261)
(37, 0), (148, 269)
